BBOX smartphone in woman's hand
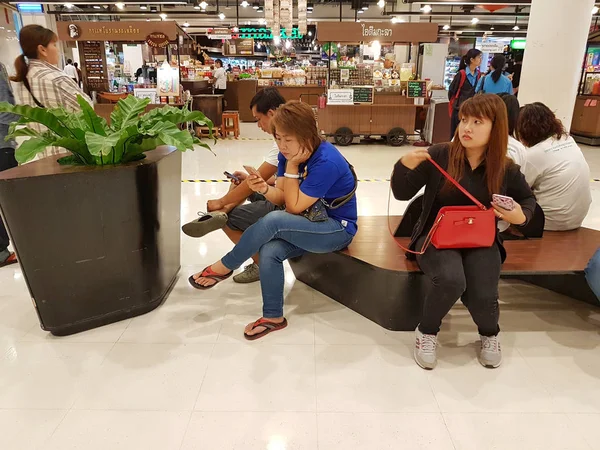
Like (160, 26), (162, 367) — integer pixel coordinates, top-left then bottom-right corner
(492, 194), (515, 211)
(243, 165), (261, 177)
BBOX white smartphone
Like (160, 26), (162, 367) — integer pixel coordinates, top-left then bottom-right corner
(492, 194), (515, 211)
(243, 165), (261, 177)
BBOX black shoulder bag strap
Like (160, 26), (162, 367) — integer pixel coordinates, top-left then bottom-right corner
(325, 159), (358, 210)
(24, 79), (45, 108)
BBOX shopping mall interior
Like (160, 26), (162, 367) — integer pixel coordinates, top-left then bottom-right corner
(0, 0), (600, 449)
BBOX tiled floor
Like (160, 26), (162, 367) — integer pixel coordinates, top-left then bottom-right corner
(1, 123), (600, 449)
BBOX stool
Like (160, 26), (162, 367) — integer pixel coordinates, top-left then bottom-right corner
(221, 111), (240, 138)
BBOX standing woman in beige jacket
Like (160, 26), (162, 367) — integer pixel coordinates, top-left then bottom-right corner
(10, 24), (92, 159)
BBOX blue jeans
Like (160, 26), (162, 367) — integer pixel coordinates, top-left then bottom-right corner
(585, 248), (600, 302)
(221, 210), (354, 318)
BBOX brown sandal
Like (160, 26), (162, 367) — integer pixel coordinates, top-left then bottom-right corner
(188, 265), (233, 290)
(244, 317), (288, 341)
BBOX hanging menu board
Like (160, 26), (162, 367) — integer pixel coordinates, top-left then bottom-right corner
(407, 80), (427, 98)
(79, 41), (108, 92)
(352, 86), (373, 104)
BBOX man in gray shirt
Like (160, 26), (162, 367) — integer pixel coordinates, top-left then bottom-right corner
(0, 62), (19, 266)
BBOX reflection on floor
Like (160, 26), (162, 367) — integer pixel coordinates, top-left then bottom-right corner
(1, 123), (599, 450)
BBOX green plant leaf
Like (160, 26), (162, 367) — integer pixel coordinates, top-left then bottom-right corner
(0, 102), (74, 138)
(15, 137), (54, 164)
(57, 155), (84, 165)
(53, 137), (95, 164)
(5, 127), (43, 141)
(158, 128), (194, 152)
(122, 137), (160, 163)
(77, 95), (108, 136)
(110, 95), (150, 131)
(85, 131), (121, 157)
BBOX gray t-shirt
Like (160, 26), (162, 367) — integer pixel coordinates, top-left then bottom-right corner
(522, 136), (591, 231)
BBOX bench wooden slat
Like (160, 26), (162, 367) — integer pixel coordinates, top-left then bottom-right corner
(341, 216), (600, 274)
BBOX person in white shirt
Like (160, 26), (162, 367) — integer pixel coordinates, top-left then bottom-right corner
(516, 102), (592, 231)
(212, 59), (227, 94)
(63, 58), (78, 83)
(183, 88), (287, 283)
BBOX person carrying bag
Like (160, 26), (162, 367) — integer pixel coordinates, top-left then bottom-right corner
(391, 94), (536, 371)
(448, 49), (482, 139)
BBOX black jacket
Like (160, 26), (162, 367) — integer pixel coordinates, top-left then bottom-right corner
(448, 69), (479, 112)
(391, 144), (536, 262)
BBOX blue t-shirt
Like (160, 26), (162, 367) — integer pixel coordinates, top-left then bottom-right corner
(277, 140), (358, 236)
(475, 73), (513, 95)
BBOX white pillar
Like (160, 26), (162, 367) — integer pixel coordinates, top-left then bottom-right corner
(518, 0), (594, 129)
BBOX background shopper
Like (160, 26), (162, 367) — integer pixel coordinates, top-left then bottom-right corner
(476, 55), (513, 95)
(448, 49), (482, 139)
(0, 63), (19, 267)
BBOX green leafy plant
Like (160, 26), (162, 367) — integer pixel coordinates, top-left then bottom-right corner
(0, 95), (215, 165)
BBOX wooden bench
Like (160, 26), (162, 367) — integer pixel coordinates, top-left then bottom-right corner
(288, 216), (600, 331)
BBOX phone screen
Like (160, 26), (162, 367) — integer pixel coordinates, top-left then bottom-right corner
(223, 171), (239, 181)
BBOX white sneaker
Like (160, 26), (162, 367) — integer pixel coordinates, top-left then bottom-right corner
(479, 335), (502, 368)
(414, 327), (438, 370)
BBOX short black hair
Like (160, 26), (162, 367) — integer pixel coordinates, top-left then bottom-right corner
(215, 59), (223, 67)
(249, 88), (286, 114)
(73, 62), (78, 68)
(67, 58), (73, 64)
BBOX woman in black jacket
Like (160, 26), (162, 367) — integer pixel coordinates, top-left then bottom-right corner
(448, 49), (483, 139)
(391, 94), (536, 370)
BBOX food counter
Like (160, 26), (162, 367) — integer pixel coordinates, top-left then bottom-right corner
(257, 86), (326, 106)
(94, 103), (185, 125)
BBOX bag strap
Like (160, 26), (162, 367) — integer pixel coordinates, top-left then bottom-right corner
(451, 70), (467, 104)
(24, 80), (45, 108)
(326, 162), (358, 209)
(427, 158), (487, 210)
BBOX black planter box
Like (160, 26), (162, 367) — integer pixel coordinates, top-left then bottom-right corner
(0, 147), (182, 336)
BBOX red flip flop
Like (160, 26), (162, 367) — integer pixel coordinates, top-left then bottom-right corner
(0, 252), (17, 268)
(189, 265), (233, 290)
(244, 317), (288, 341)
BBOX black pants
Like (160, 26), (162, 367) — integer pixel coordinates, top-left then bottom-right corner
(0, 148), (17, 251)
(450, 109), (460, 140)
(415, 235), (502, 337)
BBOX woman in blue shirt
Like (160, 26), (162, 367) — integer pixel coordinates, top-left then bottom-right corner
(476, 55), (513, 95)
(189, 101), (358, 340)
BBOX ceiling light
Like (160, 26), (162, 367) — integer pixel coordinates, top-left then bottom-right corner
(219, 11), (225, 19)
(377, 0), (384, 7)
(308, 31), (312, 36)
(314, 44), (317, 50)
(64, 3), (73, 8)
(140, 4), (148, 9)
(115, 2), (124, 9)
(193, 4), (200, 9)
(513, 25), (519, 30)
(146, 18), (150, 21)
(252, 2), (259, 9)
(256, 42), (261, 48)
(285, 40), (291, 49)
(361, 5), (368, 10)
(358, 9), (364, 14)
(594, 6), (599, 14)
(258, 18), (266, 24)
(420, 5), (432, 13)
(241, 0), (249, 6)
(93, 5), (101, 9)
(471, 17), (479, 24)
(233, 26), (239, 32)
(443, 24), (450, 30)
(159, 12), (167, 19)
(183, 21), (189, 27)
(199, 1), (208, 8)
(273, 36), (281, 45)
(490, 26), (495, 30)
(391, 16), (402, 23)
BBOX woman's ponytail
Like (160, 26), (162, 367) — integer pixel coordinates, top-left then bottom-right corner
(10, 55), (28, 83)
(490, 54), (506, 83)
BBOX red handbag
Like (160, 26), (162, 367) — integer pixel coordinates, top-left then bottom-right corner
(392, 158), (496, 255)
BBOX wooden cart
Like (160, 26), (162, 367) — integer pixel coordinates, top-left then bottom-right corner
(316, 92), (426, 147)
